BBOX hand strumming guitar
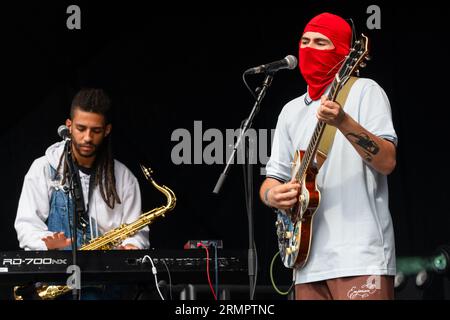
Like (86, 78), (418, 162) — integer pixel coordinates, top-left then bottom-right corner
(261, 178), (301, 210)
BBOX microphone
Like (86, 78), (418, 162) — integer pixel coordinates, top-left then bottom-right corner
(57, 125), (71, 141)
(244, 55), (298, 75)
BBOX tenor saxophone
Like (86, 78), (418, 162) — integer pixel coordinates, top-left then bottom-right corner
(14, 165), (176, 300)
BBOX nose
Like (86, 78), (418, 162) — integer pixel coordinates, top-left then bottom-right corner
(83, 130), (94, 143)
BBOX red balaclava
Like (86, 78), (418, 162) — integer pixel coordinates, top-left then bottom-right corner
(299, 13), (352, 100)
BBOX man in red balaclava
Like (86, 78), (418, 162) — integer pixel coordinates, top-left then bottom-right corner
(260, 13), (398, 300)
(299, 12), (352, 101)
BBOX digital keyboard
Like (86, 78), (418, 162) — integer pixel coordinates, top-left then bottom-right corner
(0, 249), (247, 285)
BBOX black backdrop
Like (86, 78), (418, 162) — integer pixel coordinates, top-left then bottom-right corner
(1, 1), (449, 289)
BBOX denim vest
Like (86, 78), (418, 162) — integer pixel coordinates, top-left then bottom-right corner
(47, 165), (91, 249)
(45, 166), (133, 300)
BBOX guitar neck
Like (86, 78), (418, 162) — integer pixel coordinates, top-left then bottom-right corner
(296, 78), (342, 181)
(292, 34), (370, 184)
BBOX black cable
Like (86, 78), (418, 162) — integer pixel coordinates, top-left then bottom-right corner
(347, 18), (357, 46)
(242, 72), (258, 100)
(251, 240), (258, 299)
(240, 72), (274, 300)
(242, 134), (258, 300)
(213, 243), (219, 299)
(65, 188), (82, 300)
(64, 142), (81, 300)
(160, 259), (173, 300)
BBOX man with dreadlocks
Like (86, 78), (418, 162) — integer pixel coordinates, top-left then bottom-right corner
(259, 13), (397, 299)
(15, 88), (148, 251)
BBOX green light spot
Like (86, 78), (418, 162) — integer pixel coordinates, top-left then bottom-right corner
(433, 254), (447, 271)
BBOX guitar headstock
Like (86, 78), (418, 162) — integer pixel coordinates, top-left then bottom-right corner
(336, 34), (370, 87)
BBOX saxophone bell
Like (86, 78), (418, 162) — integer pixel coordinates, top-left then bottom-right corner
(13, 283), (41, 300)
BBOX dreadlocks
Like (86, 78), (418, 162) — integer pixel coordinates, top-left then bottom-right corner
(56, 88), (121, 209)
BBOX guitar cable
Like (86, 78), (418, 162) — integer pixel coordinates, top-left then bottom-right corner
(270, 251), (294, 296)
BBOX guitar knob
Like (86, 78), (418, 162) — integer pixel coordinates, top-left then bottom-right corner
(299, 194), (305, 202)
(286, 247), (292, 255)
(285, 231), (292, 239)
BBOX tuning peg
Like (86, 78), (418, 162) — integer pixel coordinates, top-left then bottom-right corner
(356, 70), (360, 77)
(360, 62), (367, 68)
(365, 55), (371, 61)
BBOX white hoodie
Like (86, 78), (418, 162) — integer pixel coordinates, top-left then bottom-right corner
(15, 141), (149, 250)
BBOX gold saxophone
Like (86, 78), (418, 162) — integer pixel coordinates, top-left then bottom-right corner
(14, 164), (176, 300)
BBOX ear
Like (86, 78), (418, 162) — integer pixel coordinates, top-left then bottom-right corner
(65, 119), (72, 133)
(105, 124), (112, 137)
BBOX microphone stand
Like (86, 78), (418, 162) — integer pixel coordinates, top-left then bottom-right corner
(64, 139), (81, 300)
(213, 73), (274, 299)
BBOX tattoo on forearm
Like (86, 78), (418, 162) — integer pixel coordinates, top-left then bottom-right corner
(346, 132), (380, 162)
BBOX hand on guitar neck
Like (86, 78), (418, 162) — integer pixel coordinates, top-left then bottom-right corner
(318, 95), (396, 176)
(317, 95), (346, 127)
(260, 178), (301, 210)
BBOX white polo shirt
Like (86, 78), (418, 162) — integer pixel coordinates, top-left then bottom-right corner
(265, 78), (397, 283)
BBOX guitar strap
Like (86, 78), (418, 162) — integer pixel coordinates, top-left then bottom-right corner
(316, 76), (358, 169)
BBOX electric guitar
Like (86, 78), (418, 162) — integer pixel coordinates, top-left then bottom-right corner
(276, 34), (370, 269)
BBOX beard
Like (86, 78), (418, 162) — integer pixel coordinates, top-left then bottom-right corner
(73, 142), (98, 158)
